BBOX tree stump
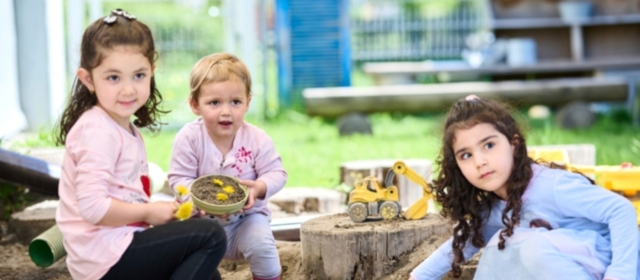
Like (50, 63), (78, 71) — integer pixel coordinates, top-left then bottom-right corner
(338, 113), (372, 136)
(556, 100), (596, 129)
(300, 213), (451, 279)
(8, 207), (56, 245)
(339, 159), (432, 209)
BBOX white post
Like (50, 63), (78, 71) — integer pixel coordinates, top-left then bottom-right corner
(570, 24), (584, 61)
(45, 0), (68, 122)
(66, 0), (85, 83)
(223, 0), (236, 55)
(224, 0), (259, 115)
(88, 0), (103, 21)
(0, 0), (28, 138)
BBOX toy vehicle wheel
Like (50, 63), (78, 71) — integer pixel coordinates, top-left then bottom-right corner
(348, 202), (367, 223)
(379, 201), (399, 220)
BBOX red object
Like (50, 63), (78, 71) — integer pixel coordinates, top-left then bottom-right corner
(127, 221), (149, 228)
(141, 175), (150, 197)
(621, 162), (634, 169)
(128, 175), (152, 228)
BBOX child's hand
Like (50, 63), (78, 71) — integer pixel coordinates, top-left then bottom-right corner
(144, 201), (177, 226)
(242, 187), (256, 210)
(239, 179), (267, 211)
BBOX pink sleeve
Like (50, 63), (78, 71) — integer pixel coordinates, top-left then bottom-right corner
(254, 133), (287, 200)
(168, 127), (200, 195)
(71, 125), (120, 224)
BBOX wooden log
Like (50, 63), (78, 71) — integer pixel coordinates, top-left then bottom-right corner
(340, 159), (394, 190)
(270, 187), (346, 215)
(362, 59), (640, 77)
(300, 213), (451, 279)
(0, 148), (60, 196)
(8, 207), (56, 245)
(303, 77), (628, 117)
(340, 159), (432, 210)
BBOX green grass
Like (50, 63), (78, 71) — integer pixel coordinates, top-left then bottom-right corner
(142, 109), (640, 189)
(525, 111), (640, 164)
(144, 112), (442, 188)
(6, 102), (639, 190)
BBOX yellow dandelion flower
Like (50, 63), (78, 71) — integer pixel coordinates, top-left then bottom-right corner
(222, 186), (235, 194)
(175, 201), (193, 221)
(176, 185), (189, 197)
(216, 193), (229, 202)
(212, 178), (224, 186)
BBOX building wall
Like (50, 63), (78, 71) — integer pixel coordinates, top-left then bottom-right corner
(0, 0), (27, 138)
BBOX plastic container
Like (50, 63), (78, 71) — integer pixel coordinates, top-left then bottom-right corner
(29, 225), (66, 267)
(191, 175), (248, 215)
(528, 148), (570, 164)
(507, 38), (537, 66)
(558, 1), (594, 22)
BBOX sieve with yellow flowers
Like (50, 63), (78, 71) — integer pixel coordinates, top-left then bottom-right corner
(189, 174), (249, 216)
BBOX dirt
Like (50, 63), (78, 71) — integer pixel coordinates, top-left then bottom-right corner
(192, 175), (246, 205)
(0, 238), (475, 280)
(0, 242), (70, 280)
(0, 241), (306, 280)
(0, 218), (476, 280)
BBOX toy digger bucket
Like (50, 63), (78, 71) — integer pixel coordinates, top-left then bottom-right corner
(29, 225), (66, 267)
(402, 196), (429, 220)
(391, 161), (432, 220)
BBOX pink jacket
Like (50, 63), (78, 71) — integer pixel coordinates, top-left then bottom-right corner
(168, 118), (287, 217)
(55, 106), (150, 280)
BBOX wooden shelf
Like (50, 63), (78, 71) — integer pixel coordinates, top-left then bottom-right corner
(491, 14), (640, 30)
(363, 57), (640, 75)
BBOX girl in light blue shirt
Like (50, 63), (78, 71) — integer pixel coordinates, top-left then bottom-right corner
(411, 97), (639, 280)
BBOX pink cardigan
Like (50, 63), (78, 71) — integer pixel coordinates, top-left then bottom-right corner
(55, 106), (149, 280)
(168, 118), (287, 217)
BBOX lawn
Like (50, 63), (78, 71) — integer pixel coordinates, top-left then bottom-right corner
(143, 108), (640, 189)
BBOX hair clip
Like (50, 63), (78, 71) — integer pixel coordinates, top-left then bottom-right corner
(103, 9), (136, 25)
(112, 8), (136, 20)
(465, 95), (480, 101)
(103, 15), (117, 25)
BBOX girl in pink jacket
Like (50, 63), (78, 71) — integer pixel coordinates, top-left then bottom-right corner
(55, 9), (226, 280)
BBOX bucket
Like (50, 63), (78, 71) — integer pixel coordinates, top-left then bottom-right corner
(559, 1), (594, 22)
(191, 175), (248, 216)
(507, 38), (537, 66)
(29, 225), (66, 267)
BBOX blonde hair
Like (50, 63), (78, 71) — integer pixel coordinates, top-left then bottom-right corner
(189, 53), (252, 104)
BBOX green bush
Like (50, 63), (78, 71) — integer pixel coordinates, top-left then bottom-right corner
(0, 183), (32, 221)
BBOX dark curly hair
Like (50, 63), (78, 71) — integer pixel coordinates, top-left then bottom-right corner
(55, 9), (168, 146)
(433, 98), (534, 277)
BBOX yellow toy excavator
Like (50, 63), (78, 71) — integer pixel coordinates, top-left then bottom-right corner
(346, 160), (433, 222)
(529, 149), (640, 225)
(346, 175), (401, 222)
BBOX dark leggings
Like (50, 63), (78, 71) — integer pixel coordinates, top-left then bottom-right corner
(102, 219), (227, 280)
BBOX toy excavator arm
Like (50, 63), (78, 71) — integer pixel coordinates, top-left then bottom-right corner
(392, 161), (433, 220)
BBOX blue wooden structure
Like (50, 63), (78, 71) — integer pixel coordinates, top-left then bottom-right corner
(276, 0), (351, 108)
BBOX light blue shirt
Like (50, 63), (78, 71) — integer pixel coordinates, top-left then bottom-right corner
(411, 164), (639, 280)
